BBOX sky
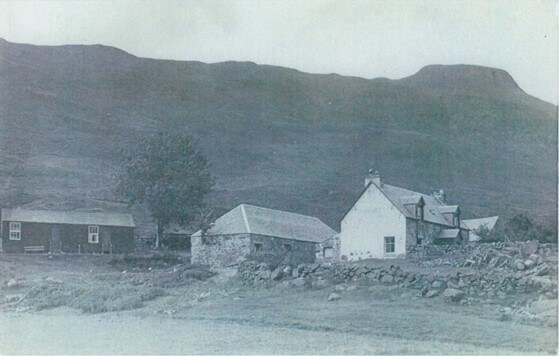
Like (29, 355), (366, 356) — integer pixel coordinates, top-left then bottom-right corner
(0, 0), (557, 104)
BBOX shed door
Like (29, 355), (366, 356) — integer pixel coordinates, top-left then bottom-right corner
(50, 227), (61, 253)
(101, 230), (112, 253)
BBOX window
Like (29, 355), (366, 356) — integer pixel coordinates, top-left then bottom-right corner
(282, 243), (292, 252)
(384, 236), (395, 254)
(253, 242), (262, 252)
(9, 222), (21, 240)
(323, 247), (334, 258)
(88, 226), (99, 243)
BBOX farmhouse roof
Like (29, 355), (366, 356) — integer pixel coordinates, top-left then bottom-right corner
(342, 179), (467, 228)
(438, 205), (460, 214)
(1, 208), (135, 227)
(377, 183), (460, 227)
(192, 204), (337, 243)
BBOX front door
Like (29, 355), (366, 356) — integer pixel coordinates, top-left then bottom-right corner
(101, 230), (112, 254)
(50, 227), (61, 253)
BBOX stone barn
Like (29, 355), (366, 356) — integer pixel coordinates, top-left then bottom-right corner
(338, 170), (471, 261)
(1, 208), (135, 253)
(191, 204), (337, 268)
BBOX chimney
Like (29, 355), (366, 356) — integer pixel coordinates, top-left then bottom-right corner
(365, 168), (383, 187)
(433, 189), (446, 203)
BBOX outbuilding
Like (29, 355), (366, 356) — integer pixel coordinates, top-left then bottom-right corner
(191, 204), (337, 268)
(1, 208), (135, 253)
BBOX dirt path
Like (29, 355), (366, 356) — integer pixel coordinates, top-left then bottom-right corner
(0, 309), (538, 355)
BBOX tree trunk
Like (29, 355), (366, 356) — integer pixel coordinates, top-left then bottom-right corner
(155, 220), (163, 249)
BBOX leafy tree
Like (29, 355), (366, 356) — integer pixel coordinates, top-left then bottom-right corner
(116, 132), (213, 247)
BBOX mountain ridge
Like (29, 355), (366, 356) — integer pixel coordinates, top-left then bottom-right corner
(0, 39), (556, 232)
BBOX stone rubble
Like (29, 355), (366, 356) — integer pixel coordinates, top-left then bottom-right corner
(237, 241), (557, 306)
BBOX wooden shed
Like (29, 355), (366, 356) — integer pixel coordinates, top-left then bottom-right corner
(1, 208), (135, 253)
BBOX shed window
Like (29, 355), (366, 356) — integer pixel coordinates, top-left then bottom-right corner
(88, 226), (99, 243)
(9, 222), (21, 240)
(282, 243), (292, 252)
(384, 236), (395, 254)
(323, 247), (334, 258)
(253, 243), (262, 252)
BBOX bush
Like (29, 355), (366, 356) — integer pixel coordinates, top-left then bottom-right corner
(493, 213), (557, 243)
(109, 253), (183, 270)
(69, 287), (165, 313)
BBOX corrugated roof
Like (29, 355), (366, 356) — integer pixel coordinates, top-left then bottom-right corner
(193, 204), (337, 243)
(462, 216), (499, 242)
(1, 208), (135, 227)
(437, 229), (461, 239)
(378, 184), (456, 227)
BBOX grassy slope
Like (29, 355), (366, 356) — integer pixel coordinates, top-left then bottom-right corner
(0, 39), (556, 231)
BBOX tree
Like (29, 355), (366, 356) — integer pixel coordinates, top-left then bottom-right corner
(116, 132), (213, 248)
(494, 213), (557, 243)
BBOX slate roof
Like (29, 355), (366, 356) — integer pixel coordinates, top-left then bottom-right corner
(1, 208), (135, 227)
(438, 205), (460, 214)
(192, 204), (337, 243)
(376, 183), (458, 227)
(436, 229), (461, 239)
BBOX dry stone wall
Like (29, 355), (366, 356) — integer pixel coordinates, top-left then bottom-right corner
(191, 233), (251, 267)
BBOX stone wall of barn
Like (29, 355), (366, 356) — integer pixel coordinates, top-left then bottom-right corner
(191, 233), (318, 268)
(248, 234), (317, 266)
(1, 221), (134, 253)
(191, 233), (252, 267)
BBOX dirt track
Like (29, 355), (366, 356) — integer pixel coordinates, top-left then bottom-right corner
(1, 308), (547, 355)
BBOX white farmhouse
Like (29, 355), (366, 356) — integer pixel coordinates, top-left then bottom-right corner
(338, 170), (470, 261)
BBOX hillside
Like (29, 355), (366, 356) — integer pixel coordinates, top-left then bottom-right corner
(0, 38), (556, 232)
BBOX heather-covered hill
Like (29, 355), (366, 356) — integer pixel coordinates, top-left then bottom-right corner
(0, 39), (556, 231)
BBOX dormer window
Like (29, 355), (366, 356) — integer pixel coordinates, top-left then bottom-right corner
(439, 205), (460, 227)
(402, 195), (425, 221)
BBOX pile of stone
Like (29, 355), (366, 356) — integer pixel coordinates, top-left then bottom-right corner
(461, 241), (556, 275)
(409, 241), (557, 275)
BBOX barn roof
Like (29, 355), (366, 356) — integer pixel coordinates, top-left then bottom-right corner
(1, 208), (135, 227)
(192, 204), (337, 243)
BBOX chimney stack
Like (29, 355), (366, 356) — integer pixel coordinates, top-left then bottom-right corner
(433, 189), (446, 203)
(365, 168), (383, 187)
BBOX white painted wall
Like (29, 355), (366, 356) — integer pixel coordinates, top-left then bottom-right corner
(339, 184), (407, 261)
